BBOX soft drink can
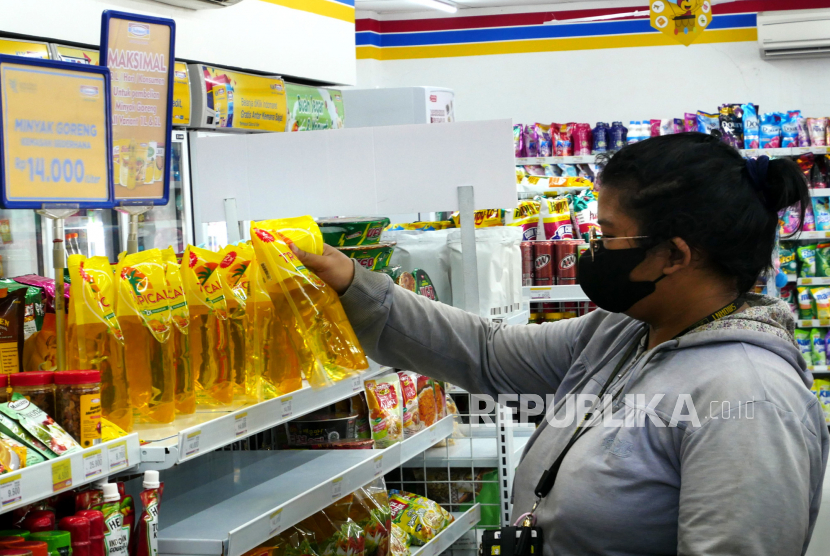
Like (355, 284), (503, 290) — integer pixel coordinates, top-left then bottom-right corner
(521, 242), (534, 286)
(555, 241), (579, 281)
(534, 242), (555, 285)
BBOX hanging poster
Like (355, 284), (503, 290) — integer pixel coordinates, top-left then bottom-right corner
(172, 62), (191, 127)
(285, 84), (344, 132)
(101, 11), (175, 204)
(53, 45), (99, 65)
(650, 0), (712, 46)
(0, 39), (50, 60)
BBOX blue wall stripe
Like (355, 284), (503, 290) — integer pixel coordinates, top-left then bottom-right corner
(355, 13), (755, 48)
(329, 0), (355, 6)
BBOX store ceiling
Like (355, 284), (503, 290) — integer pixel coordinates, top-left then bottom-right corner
(355, 0), (601, 14)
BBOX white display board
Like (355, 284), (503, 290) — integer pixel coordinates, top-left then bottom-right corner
(189, 119), (516, 224)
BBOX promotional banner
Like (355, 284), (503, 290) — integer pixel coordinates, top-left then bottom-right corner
(172, 61), (190, 127)
(0, 57), (113, 208)
(101, 11), (175, 204)
(0, 39), (50, 60)
(285, 84), (344, 132)
(53, 45), (99, 65)
(650, 0), (712, 46)
(193, 64), (286, 132)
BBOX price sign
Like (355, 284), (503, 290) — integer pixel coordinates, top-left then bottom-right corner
(52, 459), (73, 492)
(352, 376), (363, 393)
(184, 430), (201, 457)
(83, 449), (104, 479)
(0, 56), (114, 208)
(820, 319), (830, 326)
(0, 474), (21, 508)
(331, 477), (343, 500)
(235, 412), (248, 438)
(373, 455), (383, 477)
(269, 509), (282, 535)
(802, 279), (813, 285)
(280, 396), (293, 419)
(101, 11), (175, 205)
(108, 440), (128, 471)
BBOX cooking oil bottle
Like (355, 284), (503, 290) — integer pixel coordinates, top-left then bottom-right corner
(162, 248), (195, 415)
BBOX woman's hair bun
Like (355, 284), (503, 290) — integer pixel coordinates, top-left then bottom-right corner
(764, 156), (809, 214)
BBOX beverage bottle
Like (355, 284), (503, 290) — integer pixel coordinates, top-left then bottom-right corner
(161, 248), (195, 415)
(115, 250), (175, 424)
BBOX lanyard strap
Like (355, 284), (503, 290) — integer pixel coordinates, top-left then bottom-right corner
(532, 295), (744, 501)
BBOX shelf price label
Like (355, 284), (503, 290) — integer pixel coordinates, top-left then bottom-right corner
(802, 278), (813, 285)
(184, 430), (201, 457)
(820, 319), (830, 327)
(108, 440), (128, 471)
(235, 412), (248, 438)
(331, 477), (343, 500)
(280, 396), (293, 419)
(0, 58), (113, 209)
(373, 455), (383, 477)
(269, 509), (282, 535)
(52, 459), (73, 492)
(83, 449), (104, 479)
(0, 474), (21, 508)
(352, 376), (363, 393)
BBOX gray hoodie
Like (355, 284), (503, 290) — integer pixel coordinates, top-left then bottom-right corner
(340, 265), (830, 556)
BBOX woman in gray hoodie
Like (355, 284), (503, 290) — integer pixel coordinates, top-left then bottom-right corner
(294, 133), (829, 555)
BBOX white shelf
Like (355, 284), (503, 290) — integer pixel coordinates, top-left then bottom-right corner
(490, 309), (530, 326)
(0, 434), (140, 512)
(516, 155), (596, 165)
(797, 277), (830, 286)
(787, 274), (797, 283)
(797, 320), (830, 328)
(810, 366), (830, 372)
(403, 435), (531, 468)
(410, 506), (481, 556)
(158, 416), (455, 556)
(742, 147), (830, 157)
(524, 285), (588, 302)
(137, 365), (385, 471)
(793, 231), (830, 240)
(811, 190), (830, 197)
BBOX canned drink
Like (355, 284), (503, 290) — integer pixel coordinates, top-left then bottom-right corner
(555, 241), (579, 281)
(534, 241), (555, 286)
(521, 242), (534, 286)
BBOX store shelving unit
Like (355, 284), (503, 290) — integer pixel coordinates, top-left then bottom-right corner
(137, 365), (384, 471)
(516, 155), (596, 165)
(157, 416), (455, 556)
(0, 435), (140, 512)
(410, 506), (481, 556)
(523, 285), (587, 302)
(797, 278), (830, 286)
(798, 320), (830, 328)
(795, 231), (830, 240)
(402, 434), (532, 469)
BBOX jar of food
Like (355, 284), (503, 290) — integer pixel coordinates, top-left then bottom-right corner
(10, 372), (55, 416)
(54, 371), (101, 448)
(0, 374), (9, 404)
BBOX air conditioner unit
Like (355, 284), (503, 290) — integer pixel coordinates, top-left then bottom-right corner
(150, 0), (244, 9)
(758, 9), (830, 59)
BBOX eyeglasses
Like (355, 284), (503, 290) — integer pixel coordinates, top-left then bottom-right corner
(587, 228), (650, 260)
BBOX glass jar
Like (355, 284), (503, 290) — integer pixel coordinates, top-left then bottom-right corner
(54, 371), (101, 448)
(10, 372), (55, 416)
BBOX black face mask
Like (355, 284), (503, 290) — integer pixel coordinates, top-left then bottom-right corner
(578, 245), (665, 313)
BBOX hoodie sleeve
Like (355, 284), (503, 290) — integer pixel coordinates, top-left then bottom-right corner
(340, 262), (585, 397)
(677, 398), (829, 556)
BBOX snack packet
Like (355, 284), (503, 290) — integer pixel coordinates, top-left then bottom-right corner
(350, 481), (391, 556)
(812, 328), (827, 367)
(798, 244), (817, 277)
(0, 423), (45, 466)
(796, 329), (813, 365)
(513, 124), (524, 158)
(718, 104), (744, 148)
(534, 124), (552, 157)
(0, 288), (26, 376)
(416, 376), (436, 428)
(592, 123), (608, 153)
(759, 112), (782, 149)
(814, 287), (830, 319)
(251, 217), (368, 388)
(388, 491), (452, 546)
(782, 111), (800, 148)
(523, 125), (538, 158)
(0, 393), (79, 456)
(741, 103), (760, 149)
(552, 123), (575, 156)
(696, 111), (719, 135)
(573, 123), (592, 155)
(450, 209), (504, 229)
(809, 118), (828, 147)
(573, 190), (599, 241)
(396, 371), (422, 438)
(433, 381), (447, 420)
(540, 197), (573, 240)
(506, 200), (540, 241)
(798, 287), (814, 319)
(364, 374), (403, 449)
(390, 525), (410, 556)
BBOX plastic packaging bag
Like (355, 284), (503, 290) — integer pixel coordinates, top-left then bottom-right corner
(388, 491), (452, 546)
(798, 244), (817, 278)
(742, 104), (760, 149)
(812, 328), (827, 366)
(251, 217), (368, 388)
(161, 248), (195, 415)
(534, 124), (552, 157)
(759, 112), (781, 149)
(505, 201), (540, 242)
(796, 329), (813, 365)
(217, 244), (256, 402)
(540, 197), (573, 240)
(397, 371), (422, 438)
(350, 481), (391, 556)
(782, 111), (800, 148)
(383, 230), (453, 307)
(364, 374), (403, 449)
(798, 287), (814, 319)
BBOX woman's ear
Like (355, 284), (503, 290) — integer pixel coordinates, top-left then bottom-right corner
(662, 237), (692, 275)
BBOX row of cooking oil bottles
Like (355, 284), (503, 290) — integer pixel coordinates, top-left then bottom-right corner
(67, 216), (367, 432)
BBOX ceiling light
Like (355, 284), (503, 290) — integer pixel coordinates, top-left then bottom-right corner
(410, 0), (457, 13)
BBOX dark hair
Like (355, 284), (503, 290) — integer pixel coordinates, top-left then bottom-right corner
(599, 132), (809, 294)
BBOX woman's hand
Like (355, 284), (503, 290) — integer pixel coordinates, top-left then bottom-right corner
(291, 243), (355, 295)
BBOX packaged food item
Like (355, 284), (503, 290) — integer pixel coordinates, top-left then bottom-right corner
(780, 244), (798, 275)
(338, 244), (396, 272)
(449, 209), (504, 229)
(433, 380), (447, 421)
(13, 276), (67, 316)
(759, 112), (782, 149)
(388, 491), (452, 546)
(134, 471), (162, 556)
(573, 190), (599, 241)
(592, 122), (608, 153)
(540, 197), (573, 240)
(115, 250), (175, 424)
(812, 328), (827, 366)
(1, 393), (79, 456)
(252, 217), (368, 387)
(0, 287), (26, 376)
(390, 525), (410, 556)
(505, 201), (540, 242)
(808, 117), (828, 147)
(216, 245), (255, 402)
(396, 372), (422, 438)
(817, 243), (830, 277)
(181, 245), (233, 406)
(286, 413), (357, 446)
(696, 111), (719, 135)
(798, 244), (817, 277)
(513, 124), (523, 157)
(740, 103), (760, 149)
(573, 123), (592, 155)
(395, 273), (416, 292)
(22, 312), (57, 373)
(160, 248), (195, 414)
(533, 124), (552, 157)
(796, 329), (813, 365)
(416, 376), (436, 428)
(608, 122), (627, 151)
(0, 432), (29, 470)
(523, 125), (538, 158)
(117, 482), (134, 549)
(798, 115), (811, 147)
(58, 516), (90, 556)
(0, 281), (42, 341)
(782, 111), (800, 148)
(814, 198), (830, 233)
(54, 371), (101, 449)
(10, 372), (55, 417)
(364, 374), (403, 449)
(100, 485), (127, 556)
(0, 426), (46, 467)
(551, 123), (575, 156)
(29, 531), (71, 556)
(74, 511), (104, 556)
(350, 482), (391, 556)
(798, 287), (814, 319)
(318, 218), (392, 248)
(718, 104), (743, 149)
(812, 287), (830, 319)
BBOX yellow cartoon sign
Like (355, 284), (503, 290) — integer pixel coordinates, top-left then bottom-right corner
(651, 0), (712, 46)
